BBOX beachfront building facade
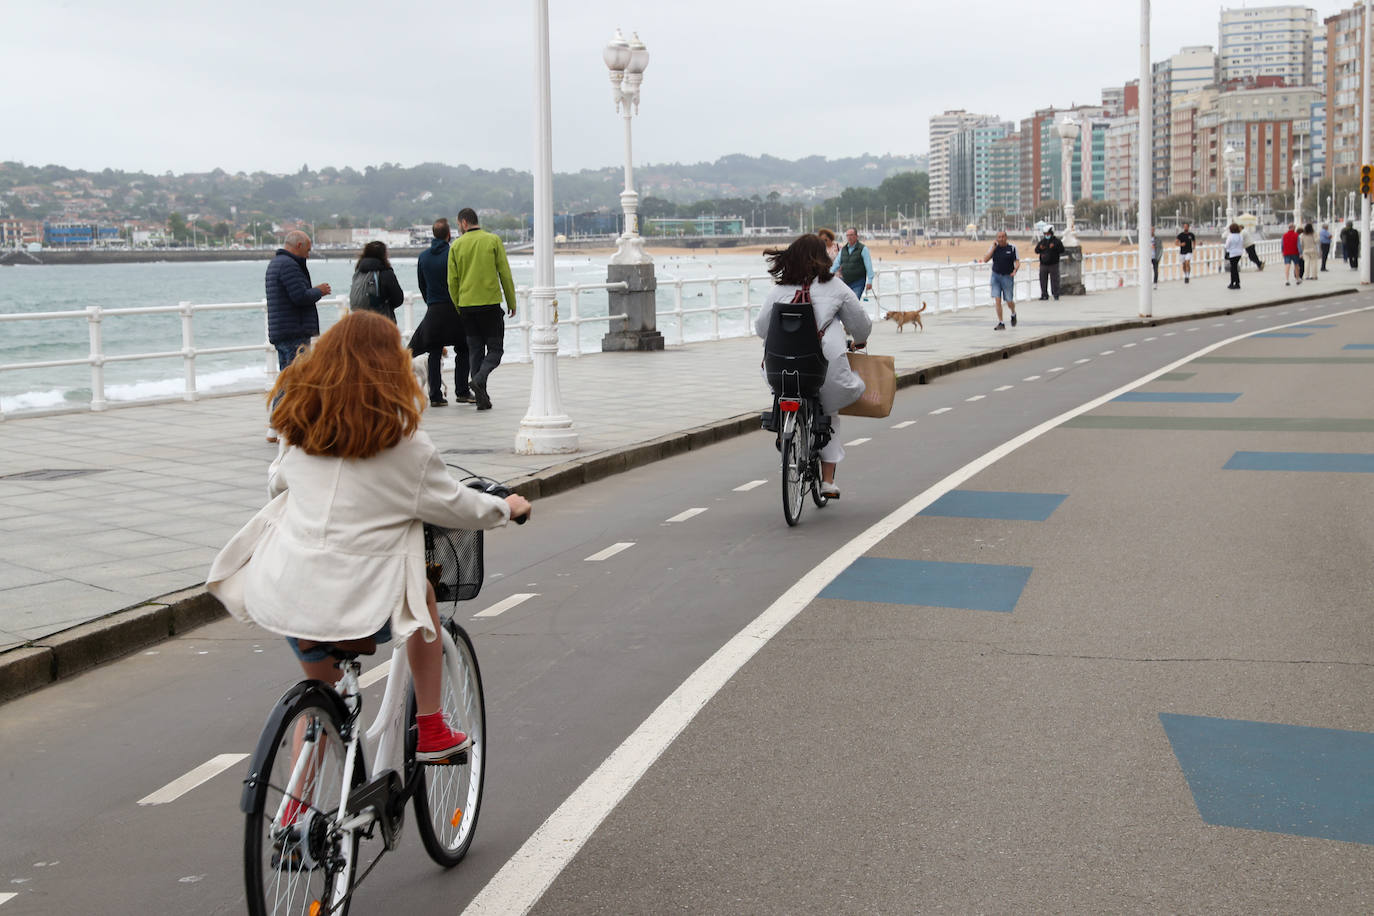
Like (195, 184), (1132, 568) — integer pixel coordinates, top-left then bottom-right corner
(985, 132), (1023, 224)
(1324, 4), (1371, 179)
(1192, 85), (1319, 200)
(1151, 46), (1221, 199)
(948, 118), (1016, 223)
(1104, 115), (1141, 208)
(929, 110), (995, 221)
(1219, 5), (1319, 86)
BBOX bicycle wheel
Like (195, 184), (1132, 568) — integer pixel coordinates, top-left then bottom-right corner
(781, 412), (808, 527)
(408, 619), (487, 867)
(244, 691), (361, 916)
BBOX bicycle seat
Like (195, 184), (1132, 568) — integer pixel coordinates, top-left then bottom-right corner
(295, 637), (379, 659)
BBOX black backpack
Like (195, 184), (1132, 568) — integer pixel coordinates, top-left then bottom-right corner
(763, 283), (828, 398)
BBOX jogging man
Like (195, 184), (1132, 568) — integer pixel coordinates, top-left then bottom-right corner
(1176, 222), (1196, 284)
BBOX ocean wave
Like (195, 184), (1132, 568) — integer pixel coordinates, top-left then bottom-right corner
(105, 365), (268, 402)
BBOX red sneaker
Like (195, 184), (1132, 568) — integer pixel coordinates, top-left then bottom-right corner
(416, 713), (471, 764)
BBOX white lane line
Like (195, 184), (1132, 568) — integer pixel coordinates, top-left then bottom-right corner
(733, 480), (766, 492)
(1233, 318), (1246, 323)
(0, 893), (16, 906)
(1074, 358), (1091, 364)
(891, 420), (916, 429)
(1123, 343), (1137, 348)
(1144, 336), (1158, 341)
(965, 395), (985, 402)
(665, 508), (708, 523)
(585, 542), (634, 562)
(1048, 366), (1065, 372)
(993, 384), (1014, 392)
(1186, 327), (1200, 332)
(1023, 375), (1041, 381)
(1211, 322), (1225, 327)
(1164, 331), (1177, 336)
(138, 753), (249, 806)
(1099, 350), (1115, 355)
(359, 659), (392, 687)
(473, 593), (540, 619)
(462, 300), (1374, 916)
(1278, 310), (1289, 315)
(929, 407), (953, 414)
(843, 437), (872, 446)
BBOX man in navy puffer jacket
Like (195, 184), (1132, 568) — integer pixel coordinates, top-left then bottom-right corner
(266, 230), (331, 370)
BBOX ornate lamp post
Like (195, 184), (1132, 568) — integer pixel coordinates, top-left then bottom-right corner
(515, 0), (578, 454)
(1291, 155), (1304, 227)
(1057, 115), (1081, 246)
(604, 29), (650, 265)
(1223, 144), (1238, 224)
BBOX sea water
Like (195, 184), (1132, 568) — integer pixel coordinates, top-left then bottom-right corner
(0, 251), (772, 414)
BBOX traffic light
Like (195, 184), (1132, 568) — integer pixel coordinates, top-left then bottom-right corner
(1363, 164), (1373, 197)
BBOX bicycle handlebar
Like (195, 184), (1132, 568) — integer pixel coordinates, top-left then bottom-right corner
(465, 479), (530, 525)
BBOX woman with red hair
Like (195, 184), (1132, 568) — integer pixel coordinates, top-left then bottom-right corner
(209, 311), (530, 761)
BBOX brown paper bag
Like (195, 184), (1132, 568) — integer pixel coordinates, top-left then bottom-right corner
(838, 351), (896, 418)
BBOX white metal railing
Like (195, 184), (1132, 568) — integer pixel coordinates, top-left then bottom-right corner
(0, 240), (1285, 418)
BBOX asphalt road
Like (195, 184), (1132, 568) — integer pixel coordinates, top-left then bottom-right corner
(0, 292), (1370, 914)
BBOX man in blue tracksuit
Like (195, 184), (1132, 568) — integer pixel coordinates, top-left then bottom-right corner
(832, 227), (874, 300)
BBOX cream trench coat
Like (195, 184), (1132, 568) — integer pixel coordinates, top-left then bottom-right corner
(754, 275), (873, 416)
(207, 430), (510, 646)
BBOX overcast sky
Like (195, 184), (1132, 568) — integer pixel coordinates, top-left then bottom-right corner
(3, 0), (1352, 176)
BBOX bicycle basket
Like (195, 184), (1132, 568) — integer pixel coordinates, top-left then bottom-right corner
(423, 523), (484, 603)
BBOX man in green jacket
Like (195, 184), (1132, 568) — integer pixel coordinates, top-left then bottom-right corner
(447, 207), (516, 410)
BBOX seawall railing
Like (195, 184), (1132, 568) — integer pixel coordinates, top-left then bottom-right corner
(0, 239), (1280, 419)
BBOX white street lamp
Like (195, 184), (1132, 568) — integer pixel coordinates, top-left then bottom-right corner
(1291, 155), (1304, 227)
(1057, 115), (1081, 246)
(515, 0), (578, 454)
(1223, 144), (1239, 224)
(605, 29), (650, 265)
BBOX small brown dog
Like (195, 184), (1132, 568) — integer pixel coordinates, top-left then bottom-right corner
(883, 302), (926, 332)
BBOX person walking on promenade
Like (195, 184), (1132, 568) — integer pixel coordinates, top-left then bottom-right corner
(1224, 222), (1244, 290)
(832, 227), (874, 301)
(1319, 223), (1332, 271)
(349, 240), (405, 322)
(1301, 223), (1319, 282)
(1034, 226), (1065, 300)
(755, 233), (871, 499)
(1150, 227), (1161, 286)
(411, 218), (470, 407)
(816, 227), (840, 262)
(1176, 222), (1196, 284)
(265, 230), (331, 443)
(447, 207), (516, 411)
(1281, 223), (1301, 285)
(1242, 224), (1264, 271)
(978, 230), (1019, 330)
(1340, 221), (1360, 272)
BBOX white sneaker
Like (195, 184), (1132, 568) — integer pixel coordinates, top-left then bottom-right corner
(819, 482), (841, 499)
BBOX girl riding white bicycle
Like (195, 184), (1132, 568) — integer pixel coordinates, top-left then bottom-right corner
(208, 311), (530, 765)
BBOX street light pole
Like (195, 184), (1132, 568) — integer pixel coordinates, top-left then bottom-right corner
(1139, 0), (1152, 316)
(1224, 145), (1238, 224)
(1058, 115), (1081, 246)
(1291, 155), (1304, 227)
(1363, 0), (1372, 284)
(515, 0), (578, 455)
(605, 29), (650, 266)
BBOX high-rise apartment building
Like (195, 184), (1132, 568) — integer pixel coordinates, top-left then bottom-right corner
(1325, 5), (1369, 179)
(929, 110), (997, 220)
(949, 119), (1016, 222)
(1104, 116), (1141, 206)
(1219, 5), (1318, 86)
(1151, 47), (1219, 198)
(1194, 85), (1319, 197)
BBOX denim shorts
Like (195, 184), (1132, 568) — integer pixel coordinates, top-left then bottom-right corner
(1283, 253), (1300, 264)
(286, 620), (393, 662)
(990, 271), (1014, 302)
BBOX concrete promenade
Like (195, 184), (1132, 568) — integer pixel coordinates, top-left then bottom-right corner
(0, 263), (1363, 699)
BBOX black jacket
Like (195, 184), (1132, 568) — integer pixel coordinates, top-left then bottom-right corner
(265, 249), (322, 344)
(408, 238), (465, 352)
(1340, 226), (1360, 250)
(1034, 235), (1065, 265)
(354, 257), (405, 312)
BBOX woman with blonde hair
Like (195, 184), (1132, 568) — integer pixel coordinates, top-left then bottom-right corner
(209, 311), (530, 763)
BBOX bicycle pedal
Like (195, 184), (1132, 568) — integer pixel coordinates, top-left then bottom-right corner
(422, 749), (469, 767)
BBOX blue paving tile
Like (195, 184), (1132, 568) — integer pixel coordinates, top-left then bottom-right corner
(1253, 332), (1313, 338)
(1342, 344), (1374, 350)
(1160, 713), (1374, 845)
(1114, 392), (1242, 403)
(819, 557), (1032, 613)
(920, 490), (1067, 522)
(1224, 451), (1374, 473)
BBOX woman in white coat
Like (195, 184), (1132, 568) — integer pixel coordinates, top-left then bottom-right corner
(754, 233), (872, 499)
(208, 311), (531, 763)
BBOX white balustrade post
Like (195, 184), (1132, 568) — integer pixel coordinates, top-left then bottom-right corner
(673, 279), (684, 343)
(179, 301), (198, 402)
(87, 306), (106, 411)
(568, 284), (582, 357)
(516, 0), (578, 454)
(709, 278), (720, 340)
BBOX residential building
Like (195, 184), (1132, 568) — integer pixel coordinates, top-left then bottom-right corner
(1325, 4), (1368, 179)
(1219, 5), (1318, 86)
(1194, 85), (1320, 199)
(1104, 115), (1141, 207)
(949, 118), (1015, 222)
(1152, 46), (1220, 198)
(929, 110), (997, 220)
(986, 133), (1023, 222)
(0, 218), (25, 248)
(1170, 87), (1220, 195)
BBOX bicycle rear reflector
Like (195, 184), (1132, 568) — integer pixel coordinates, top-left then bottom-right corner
(778, 399), (801, 412)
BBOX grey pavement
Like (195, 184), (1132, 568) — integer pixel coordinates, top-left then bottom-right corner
(0, 262), (1363, 698)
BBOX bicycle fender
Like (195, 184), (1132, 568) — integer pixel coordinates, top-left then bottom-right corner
(239, 680), (352, 814)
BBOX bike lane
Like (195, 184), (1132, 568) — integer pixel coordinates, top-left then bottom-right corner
(514, 306), (1374, 914)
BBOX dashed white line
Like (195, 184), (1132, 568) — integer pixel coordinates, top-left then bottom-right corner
(585, 542), (635, 562)
(1144, 336), (1158, 341)
(473, 593), (540, 619)
(665, 507), (707, 523)
(138, 754), (250, 806)
(733, 480), (766, 492)
(930, 407), (953, 414)
(1211, 323), (1225, 327)
(1022, 375), (1041, 381)
(1123, 342), (1137, 348)
(993, 384), (1014, 392)
(1278, 310), (1289, 315)
(1186, 327), (1200, 332)
(1099, 350), (1115, 355)
(1164, 331), (1177, 336)
(843, 437), (872, 446)
(1074, 358), (1091, 364)
(1048, 366), (1065, 372)
(891, 420), (916, 429)
(965, 395), (985, 402)
(359, 659), (391, 688)
(1233, 318), (1246, 323)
